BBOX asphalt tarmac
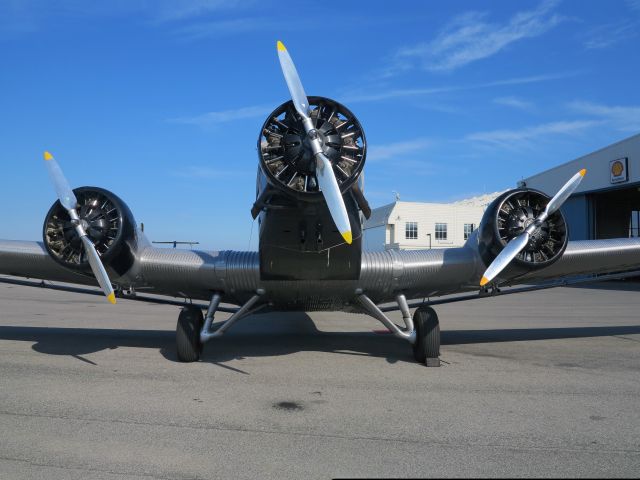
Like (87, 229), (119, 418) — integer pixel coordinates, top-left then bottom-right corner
(0, 277), (639, 479)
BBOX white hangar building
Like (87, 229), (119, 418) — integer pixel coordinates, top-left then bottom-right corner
(363, 193), (501, 251)
(521, 133), (640, 241)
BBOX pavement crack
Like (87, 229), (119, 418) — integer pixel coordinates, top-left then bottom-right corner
(1, 409), (640, 456)
(612, 335), (640, 343)
(0, 454), (200, 480)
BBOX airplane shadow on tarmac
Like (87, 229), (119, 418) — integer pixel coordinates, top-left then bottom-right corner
(0, 312), (639, 366)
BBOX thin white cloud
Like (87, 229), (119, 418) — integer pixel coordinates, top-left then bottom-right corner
(583, 20), (637, 50)
(172, 166), (251, 179)
(344, 71), (580, 103)
(390, 0), (563, 73)
(168, 105), (273, 127)
(628, 0), (640, 12)
(174, 17), (274, 40)
(466, 120), (600, 149)
(367, 138), (431, 162)
(493, 96), (534, 110)
(152, 0), (245, 23)
(0, 0), (249, 35)
(568, 101), (640, 132)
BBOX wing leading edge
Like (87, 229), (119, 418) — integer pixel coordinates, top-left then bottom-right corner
(1, 237), (639, 309)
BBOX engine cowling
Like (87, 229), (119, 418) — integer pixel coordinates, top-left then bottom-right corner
(477, 188), (568, 278)
(257, 96), (366, 201)
(42, 186), (137, 277)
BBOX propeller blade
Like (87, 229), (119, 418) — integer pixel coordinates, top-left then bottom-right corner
(44, 151), (78, 211)
(275, 41), (352, 244)
(480, 231), (530, 287)
(276, 41), (310, 119)
(316, 153), (352, 244)
(541, 168), (586, 220)
(81, 236), (117, 304)
(43, 151), (116, 304)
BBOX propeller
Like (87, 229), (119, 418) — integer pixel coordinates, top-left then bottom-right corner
(43, 151), (116, 304)
(480, 168), (587, 287)
(276, 40), (352, 245)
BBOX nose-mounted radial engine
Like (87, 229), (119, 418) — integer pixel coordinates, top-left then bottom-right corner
(258, 97), (366, 199)
(254, 96), (369, 281)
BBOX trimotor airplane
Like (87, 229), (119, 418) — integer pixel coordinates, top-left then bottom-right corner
(1, 41), (639, 366)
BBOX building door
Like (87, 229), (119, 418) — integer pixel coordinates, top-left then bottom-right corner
(592, 186), (640, 239)
(630, 210), (640, 237)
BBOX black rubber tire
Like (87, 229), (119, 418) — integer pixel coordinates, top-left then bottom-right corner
(176, 306), (204, 362)
(412, 306), (440, 364)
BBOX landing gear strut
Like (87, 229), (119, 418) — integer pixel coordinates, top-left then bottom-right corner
(355, 292), (441, 367)
(175, 290), (266, 363)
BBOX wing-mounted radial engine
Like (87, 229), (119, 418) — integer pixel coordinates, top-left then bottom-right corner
(43, 186), (138, 279)
(476, 169), (585, 286)
(254, 96), (368, 281)
(476, 188), (569, 282)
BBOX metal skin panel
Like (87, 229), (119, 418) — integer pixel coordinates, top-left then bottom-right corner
(257, 189), (362, 281)
(0, 240), (96, 286)
(2, 237), (640, 311)
(522, 238), (640, 281)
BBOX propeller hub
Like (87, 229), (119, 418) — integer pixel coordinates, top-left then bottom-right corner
(290, 120), (333, 172)
(503, 204), (550, 250)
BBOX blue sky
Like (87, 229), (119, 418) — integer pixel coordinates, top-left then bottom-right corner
(1, 0), (639, 250)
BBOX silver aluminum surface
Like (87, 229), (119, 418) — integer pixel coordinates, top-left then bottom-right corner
(1, 237), (640, 311)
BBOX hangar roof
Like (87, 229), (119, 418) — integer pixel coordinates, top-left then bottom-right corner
(523, 133), (640, 195)
(366, 202), (395, 228)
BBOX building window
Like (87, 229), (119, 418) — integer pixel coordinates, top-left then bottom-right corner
(405, 222), (418, 240)
(464, 223), (475, 240)
(435, 223), (447, 240)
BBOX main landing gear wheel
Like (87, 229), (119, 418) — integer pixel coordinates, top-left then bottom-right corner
(412, 306), (440, 367)
(176, 306), (204, 362)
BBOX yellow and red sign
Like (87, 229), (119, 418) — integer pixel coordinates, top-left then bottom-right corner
(610, 157), (628, 184)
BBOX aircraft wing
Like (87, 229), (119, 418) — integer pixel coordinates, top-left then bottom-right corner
(1, 236), (640, 310)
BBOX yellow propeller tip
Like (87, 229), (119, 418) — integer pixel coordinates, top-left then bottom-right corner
(342, 231), (353, 245)
(277, 40), (286, 52)
(579, 168), (587, 177)
(480, 276), (489, 287)
(43, 151), (53, 161)
(107, 292), (116, 304)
